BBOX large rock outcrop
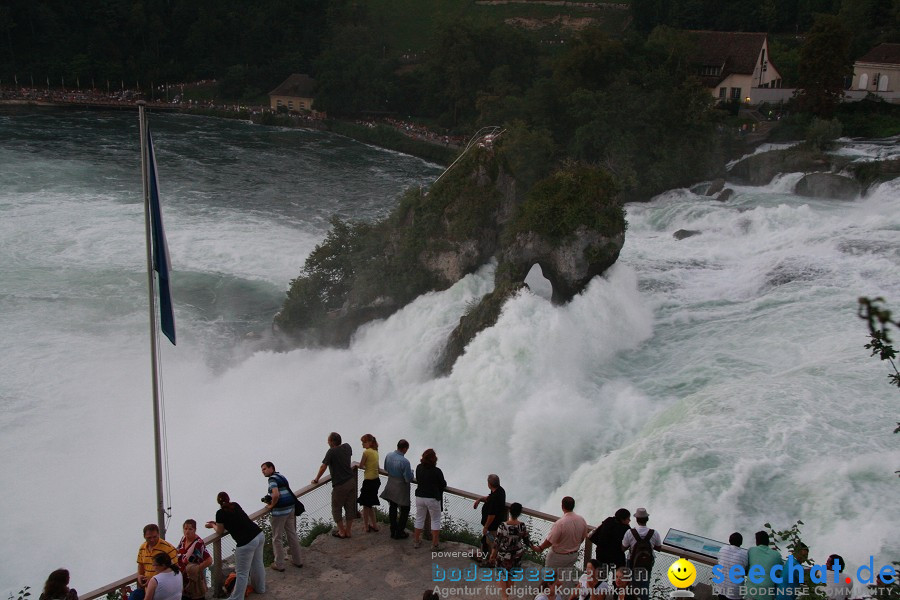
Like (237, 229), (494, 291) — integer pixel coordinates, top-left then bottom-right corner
(794, 173), (861, 200)
(275, 143), (626, 374)
(728, 148), (831, 185)
(849, 157), (900, 192)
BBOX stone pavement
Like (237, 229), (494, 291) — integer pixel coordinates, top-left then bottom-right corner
(261, 525), (547, 600)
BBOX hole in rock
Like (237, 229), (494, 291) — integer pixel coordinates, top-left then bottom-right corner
(524, 264), (553, 301)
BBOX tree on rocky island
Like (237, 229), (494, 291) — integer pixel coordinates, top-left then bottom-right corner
(275, 133), (626, 375)
(795, 14), (853, 118)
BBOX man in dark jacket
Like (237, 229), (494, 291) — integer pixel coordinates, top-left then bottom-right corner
(473, 474), (506, 564)
(589, 508), (631, 577)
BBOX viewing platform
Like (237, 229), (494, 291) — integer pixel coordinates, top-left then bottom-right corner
(80, 470), (717, 600)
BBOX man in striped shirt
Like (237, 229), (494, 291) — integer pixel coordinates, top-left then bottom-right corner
(262, 462), (303, 571)
(716, 532), (749, 600)
(132, 523), (178, 600)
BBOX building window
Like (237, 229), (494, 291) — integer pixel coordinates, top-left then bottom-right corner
(700, 65), (721, 76)
(719, 87), (727, 99)
(276, 99), (283, 106)
(879, 75), (889, 92)
(288, 100), (294, 109)
(858, 73), (868, 90)
(731, 87), (742, 100)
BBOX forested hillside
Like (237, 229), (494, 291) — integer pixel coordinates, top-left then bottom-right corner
(4, 0), (900, 197)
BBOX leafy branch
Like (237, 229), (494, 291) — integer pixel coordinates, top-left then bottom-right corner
(764, 520), (811, 564)
(858, 297), (899, 433)
(7, 587), (30, 600)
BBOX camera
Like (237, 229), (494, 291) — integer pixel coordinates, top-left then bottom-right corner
(188, 555), (200, 564)
(261, 495), (272, 504)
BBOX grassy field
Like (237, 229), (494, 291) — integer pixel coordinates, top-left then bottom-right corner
(368, 0), (632, 54)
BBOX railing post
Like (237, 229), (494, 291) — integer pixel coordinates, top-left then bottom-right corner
(212, 538), (223, 598)
(583, 538), (593, 571)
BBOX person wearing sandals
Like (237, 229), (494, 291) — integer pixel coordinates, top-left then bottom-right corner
(205, 492), (266, 600)
(176, 519), (212, 600)
(39, 569), (77, 600)
(414, 448), (446, 550)
(312, 431), (356, 538)
(358, 433), (381, 533)
(493, 502), (531, 600)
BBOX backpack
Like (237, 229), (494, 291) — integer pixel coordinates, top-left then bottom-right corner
(630, 528), (655, 570)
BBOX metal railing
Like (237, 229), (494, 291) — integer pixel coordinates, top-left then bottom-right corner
(81, 467), (716, 600)
(79, 475), (339, 600)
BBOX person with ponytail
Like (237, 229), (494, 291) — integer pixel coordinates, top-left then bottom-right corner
(143, 553), (181, 600)
(205, 492), (265, 600)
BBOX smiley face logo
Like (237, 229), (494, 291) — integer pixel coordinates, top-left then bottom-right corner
(667, 558), (697, 588)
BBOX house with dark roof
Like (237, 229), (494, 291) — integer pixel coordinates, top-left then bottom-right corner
(852, 43), (900, 98)
(689, 31), (783, 104)
(269, 74), (317, 114)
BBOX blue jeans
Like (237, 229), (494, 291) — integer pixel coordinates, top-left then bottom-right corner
(130, 589), (146, 600)
(228, 531), (266, 600)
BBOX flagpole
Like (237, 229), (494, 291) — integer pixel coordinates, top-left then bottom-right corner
(138, 100), (167, 539)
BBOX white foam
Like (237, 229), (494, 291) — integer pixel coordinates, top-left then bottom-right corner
(1, 113), (898, 594)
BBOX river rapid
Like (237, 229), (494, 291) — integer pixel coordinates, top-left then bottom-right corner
(0, 109), (897, 593)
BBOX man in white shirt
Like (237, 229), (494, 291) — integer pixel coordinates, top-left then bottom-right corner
(621, 507), (662, 600)
(823, 554), (852, 600)
(715, 532), (749, 600)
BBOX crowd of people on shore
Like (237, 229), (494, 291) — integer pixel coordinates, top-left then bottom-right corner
(0, 86), (167, 107)
(37, 431), (896, 600)
(353, 116), (467, 147)
(0, 85), (262, 114)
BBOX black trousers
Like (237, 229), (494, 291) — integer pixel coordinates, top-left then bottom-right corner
(388, 500), (410, 535)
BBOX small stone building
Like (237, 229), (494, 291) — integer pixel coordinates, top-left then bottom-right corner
(268, 74), (317, 113)
(851, 43), (900, 98)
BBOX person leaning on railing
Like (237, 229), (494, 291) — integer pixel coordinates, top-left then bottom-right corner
(205, 491), (266, 600)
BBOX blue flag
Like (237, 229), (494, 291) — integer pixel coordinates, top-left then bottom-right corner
(147, 129), (176, 345)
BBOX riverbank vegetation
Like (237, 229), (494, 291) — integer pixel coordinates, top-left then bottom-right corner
(4, 1), (900, 192)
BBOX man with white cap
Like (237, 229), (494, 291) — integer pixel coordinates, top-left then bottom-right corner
(621, 507), (662, 600)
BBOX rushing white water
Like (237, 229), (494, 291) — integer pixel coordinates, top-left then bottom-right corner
(0, 109), (897, 594)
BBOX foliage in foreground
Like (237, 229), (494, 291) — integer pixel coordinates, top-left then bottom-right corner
(7, 587), (30, 600)
(858, 296), (899, 477)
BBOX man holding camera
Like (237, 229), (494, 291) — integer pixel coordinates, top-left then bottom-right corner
(261, 462), (303, 571)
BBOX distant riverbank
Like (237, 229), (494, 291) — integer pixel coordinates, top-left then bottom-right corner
(0, 93), (458, 165)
